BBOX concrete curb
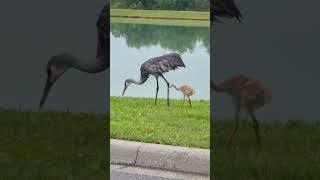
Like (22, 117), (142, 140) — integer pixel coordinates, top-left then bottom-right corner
(110, 139), (210, 175)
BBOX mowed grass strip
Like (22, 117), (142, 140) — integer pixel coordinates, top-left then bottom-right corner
(0, 110), (108, 178)
(110, 96), (210, 149)
(213, 119), (320, 180)
(111, 9), (209, 20)
(111, 17), (209, 27)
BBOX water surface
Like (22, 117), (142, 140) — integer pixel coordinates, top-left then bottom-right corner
(111, 23), (210, 100)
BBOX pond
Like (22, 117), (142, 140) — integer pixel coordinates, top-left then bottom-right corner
(110, 23), (210, 100)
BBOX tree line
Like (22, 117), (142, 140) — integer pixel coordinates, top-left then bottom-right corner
(111, 23), (209, 54)
(110, 0), (209, 11)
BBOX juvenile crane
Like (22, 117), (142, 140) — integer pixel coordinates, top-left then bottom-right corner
(170, 84), (195, 107)
(39, 3), (109, 109)
(212, 0), (242, 22)
(213, 75), (271, 145)
(122, 53), (185, 106)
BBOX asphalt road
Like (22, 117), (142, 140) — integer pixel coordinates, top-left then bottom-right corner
(111, 164), (209, 180)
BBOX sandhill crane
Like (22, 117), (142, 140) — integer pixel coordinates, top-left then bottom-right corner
(39, 3), (109, 109)
(169, 84), (195, 107)
(211, 0), (242, 22)
(122, 53), (185, 106)
(213, 75), (271, 145)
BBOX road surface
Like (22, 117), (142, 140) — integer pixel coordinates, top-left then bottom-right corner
(111, 164), (209, 180)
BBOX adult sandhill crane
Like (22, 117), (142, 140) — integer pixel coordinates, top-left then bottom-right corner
(122, 53), (185, 106)
(211, 0), (242, 22)
(169, 84), (195, 107)
(39, 3), (109, 109)
(213, 75), (271, 145)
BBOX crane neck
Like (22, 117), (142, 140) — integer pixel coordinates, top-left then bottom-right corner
(128, 75), (148, 85)
(213, 82), (226, 92)
(55, 53), (107, 74)
(171, 84), (181, 91)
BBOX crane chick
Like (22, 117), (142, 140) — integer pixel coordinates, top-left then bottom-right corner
(169, 84), (195, 107)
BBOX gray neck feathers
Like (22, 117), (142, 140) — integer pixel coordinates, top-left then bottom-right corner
(128, 75), (148, 85)
(57, 53), (107, 73)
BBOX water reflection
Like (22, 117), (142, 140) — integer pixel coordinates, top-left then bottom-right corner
(111, 23), (209, 54)
(111, 23), (210, 100)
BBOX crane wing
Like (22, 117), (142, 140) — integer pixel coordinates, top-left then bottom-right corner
(141, 53), (185, 75)
(212, 0), (242, 22)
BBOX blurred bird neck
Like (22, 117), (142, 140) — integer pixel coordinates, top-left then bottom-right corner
(63, 54), (107, 73)
(213, 83), (226, 92)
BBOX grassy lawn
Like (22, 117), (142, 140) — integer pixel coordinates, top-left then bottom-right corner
(110, 96), (210, 149)
(111, 17), (209, 27)
(0, 110), (108, 179)
(111, 9), (209, 20)
(111, 8), (209, 27)
(212, 119), (320, 180)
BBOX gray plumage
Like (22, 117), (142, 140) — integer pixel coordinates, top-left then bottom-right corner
(39, 3), (109, 109)
(122, 53), (185, 106)
(212, 0), (242, 22)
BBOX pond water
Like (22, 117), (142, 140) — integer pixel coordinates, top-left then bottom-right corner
(110, 23), (210, 100)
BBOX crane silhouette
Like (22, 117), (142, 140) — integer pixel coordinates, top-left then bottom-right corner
(39, 3), (110, 109)
(170, 84), (195, 107)
(211, 0), (242, 22)
(213, 75), (271, 145)
(122, 53), (185, 106)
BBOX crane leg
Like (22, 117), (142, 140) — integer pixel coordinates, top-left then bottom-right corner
(248, 108), (261, 145)
(188, 96), (192, 107)
(227, 96), (241, 145)
(155, 77), (159, 105)
(160, 75), (170, 106)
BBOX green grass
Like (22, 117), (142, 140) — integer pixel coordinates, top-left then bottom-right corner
(0, 110), (108, 179)
(111, 17), (209, 27)
(110, 96), (210, 149)
(111, 8), (210, 27)
(111, 9), (209, 20)
(212, 119), (320, 180)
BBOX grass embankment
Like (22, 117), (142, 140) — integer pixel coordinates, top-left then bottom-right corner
(213, 119), (320, 180)
(110, 96), (210, 149)
(0, 110), (108, 178)
(111, 8), (210, 27)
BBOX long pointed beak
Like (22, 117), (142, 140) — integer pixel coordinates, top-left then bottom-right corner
(122, 86), (127, 96)
(39, 77), (53, 110)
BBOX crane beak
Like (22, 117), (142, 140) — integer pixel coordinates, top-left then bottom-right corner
(122, 85), (127, 96)
(39, 76), (54, 110)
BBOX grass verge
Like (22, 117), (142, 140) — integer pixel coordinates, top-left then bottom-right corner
(110, 8), (209, 27)
(111, 9), (209, 20)
(0, 110), (108, 179)
(111, 17), (209, 27)
(110, 96), (210, 149)
(212, 119), (320, 180)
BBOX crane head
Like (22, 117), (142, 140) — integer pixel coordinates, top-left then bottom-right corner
(39, 62), (67, 109)
(122, 79), (132, 96)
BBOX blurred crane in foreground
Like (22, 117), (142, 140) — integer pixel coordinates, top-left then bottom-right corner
(39, 3), (109, 109)
(213, 75), (271, 145)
